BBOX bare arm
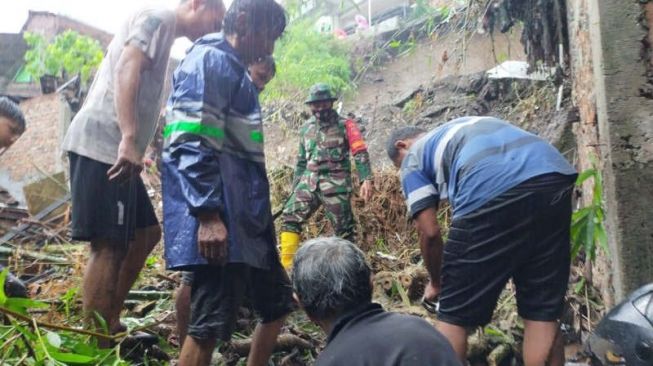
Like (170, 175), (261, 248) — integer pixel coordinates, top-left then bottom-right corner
(414, 206), (444, 300)
(107, 45), (152, 181)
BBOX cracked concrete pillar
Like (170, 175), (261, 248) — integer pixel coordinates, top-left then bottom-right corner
(589, 0), (653, 300)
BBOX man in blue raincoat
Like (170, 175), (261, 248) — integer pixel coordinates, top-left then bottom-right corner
(160, 1), (289, 365)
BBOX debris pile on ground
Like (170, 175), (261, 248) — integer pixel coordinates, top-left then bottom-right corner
(264, 67), (576, 175)
(0, 155), (605, 366)
(0, 19), (599, 365)
(348, 71), (576, 168)
(247, 57), (599, 362)
(269, 167), (418, 254)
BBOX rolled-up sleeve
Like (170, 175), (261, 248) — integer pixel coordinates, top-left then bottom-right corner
(125, 11), (173, 61)
(400, 153), (439, 218)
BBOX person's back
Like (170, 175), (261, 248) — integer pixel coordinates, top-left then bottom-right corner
(388, 119), (577, 365)
(402, 116), (576, 218)
(317, 303), (460, 366)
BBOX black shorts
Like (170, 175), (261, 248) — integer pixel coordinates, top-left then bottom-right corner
(437, 174), (575, 327)
(180, 271), (194, 286)
(68, 152), (159, 243)
(188, 260), (295, 341)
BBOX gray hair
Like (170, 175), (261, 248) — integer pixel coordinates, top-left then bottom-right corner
(292, 237), (372, 320)
(386, 126), (425, 161)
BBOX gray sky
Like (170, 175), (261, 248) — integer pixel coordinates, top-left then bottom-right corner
(0, 0), (233, 58)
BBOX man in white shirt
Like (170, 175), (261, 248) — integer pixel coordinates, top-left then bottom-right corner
(61, 0), (225, 342)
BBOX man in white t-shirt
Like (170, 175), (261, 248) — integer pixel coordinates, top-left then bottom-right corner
(61, 0), (225, 342)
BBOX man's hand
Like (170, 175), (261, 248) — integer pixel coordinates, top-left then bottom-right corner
(423, 279), (441, 302)
(197, 212), (228, 265)
(360, 179), (373, 203)
(107, 137), (143, 181)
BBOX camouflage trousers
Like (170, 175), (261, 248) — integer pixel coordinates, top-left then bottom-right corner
(281, 187), (355, 241)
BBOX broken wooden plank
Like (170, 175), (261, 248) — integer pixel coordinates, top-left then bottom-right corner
(0, 193), (70, 246)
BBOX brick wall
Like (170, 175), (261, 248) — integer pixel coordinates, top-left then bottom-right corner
(0, 94), (70, 205)
(22, 11), (113, 48)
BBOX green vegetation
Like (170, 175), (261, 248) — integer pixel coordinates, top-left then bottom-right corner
(384, 1), (456, 57)
(262, 19), (352, 103)
(23, 30), (104, 85)
(413, 0), (456, 32)
(0, 268), (173, 365)
(571, 167), (609, 263)
(0, 269), (122, 365)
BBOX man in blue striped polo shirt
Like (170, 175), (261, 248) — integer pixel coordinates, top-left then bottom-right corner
(387, 116), (577, 366)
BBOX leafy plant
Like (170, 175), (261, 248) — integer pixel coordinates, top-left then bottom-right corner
(0, 269), (49, 316)
(412, 0), (456, 36)
(389, 38), (418, 57)
(145, 255), (159, 269)
(23, 30), (104, 85)
(402, 92), (424, 115)
(571, 167), (609, 262)
(60, 287), (80, 318)
(0, 269), (129, 365)
(262, 19), (352, 103)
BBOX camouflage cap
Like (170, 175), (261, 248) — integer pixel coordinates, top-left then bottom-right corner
(305, 83), (337, 104)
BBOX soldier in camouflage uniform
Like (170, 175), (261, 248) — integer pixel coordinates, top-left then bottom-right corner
(279, 83), (373, 269)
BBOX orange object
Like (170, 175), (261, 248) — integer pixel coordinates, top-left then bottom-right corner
(345, 119), (367, 155)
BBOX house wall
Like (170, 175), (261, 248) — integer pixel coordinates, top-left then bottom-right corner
(0, 94), (70, 205)
(22, 11), (113, 47)
(0, 34), (27, 93)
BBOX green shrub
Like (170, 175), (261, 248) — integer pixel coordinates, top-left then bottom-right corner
(24, 30), (104, 85)
(262, 19), (352, 103)
(571, 167), (609, 262)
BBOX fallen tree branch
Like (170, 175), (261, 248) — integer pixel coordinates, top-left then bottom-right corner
(0, 305), (115, 340)
(0, 306), (172, 341)
(487, 344), (512, 366)
(127, 291), (171, 300)
(155, 273), (180, 285)
(0, 246), (68, 264)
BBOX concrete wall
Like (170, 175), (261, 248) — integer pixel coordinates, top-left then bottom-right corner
(566, 0), (614, 304)
(568, 0), (653, 301)
(0, 94), (70, 205)
(349, 26), (526, 110)
(593, 0), (653, 299)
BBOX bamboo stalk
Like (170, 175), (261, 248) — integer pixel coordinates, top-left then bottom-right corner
(0, 246), (68, 264)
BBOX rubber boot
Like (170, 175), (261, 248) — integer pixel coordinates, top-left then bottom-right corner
(279, 231), (300, 270)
